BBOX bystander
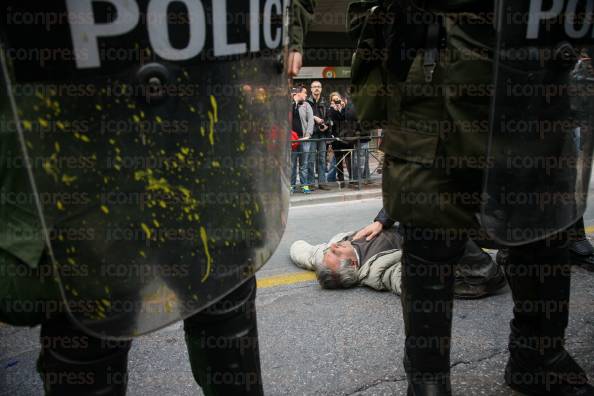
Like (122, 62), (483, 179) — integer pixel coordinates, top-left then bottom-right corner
(290, 86), (314, 194)
(307, 81), (331, 190)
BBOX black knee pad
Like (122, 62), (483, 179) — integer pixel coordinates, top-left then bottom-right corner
(38, 315), (131, 396)
(508, 232), (569, 267)
(506, 232), (571, 292)
(401, 227), (467, 263)
(184, 276), (257, 329)
(400, 228), (467, 291)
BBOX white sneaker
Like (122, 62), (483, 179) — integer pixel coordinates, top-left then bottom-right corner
(289, 240), (326, 270)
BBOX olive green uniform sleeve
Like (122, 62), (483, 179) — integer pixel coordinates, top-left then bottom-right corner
(289, 0), (317, 53)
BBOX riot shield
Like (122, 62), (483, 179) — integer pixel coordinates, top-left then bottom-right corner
(0, 0), (291, 338)
(482, 0), (594, 245)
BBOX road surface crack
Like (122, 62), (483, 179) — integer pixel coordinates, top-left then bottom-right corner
(344, 375), (407, 395)
(451, 348), (508, 369)
(344, 349), (509, 395)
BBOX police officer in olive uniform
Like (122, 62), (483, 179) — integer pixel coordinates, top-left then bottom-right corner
(0, 1), (317, 395)
(292, 1), (594, 395)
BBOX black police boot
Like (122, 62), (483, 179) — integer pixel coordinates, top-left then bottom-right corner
(400, 237), (464, 396)
(505, 323), (593, 396)
(405, 353), (452, 396)
(495, 248), (509, 267)
(504, 241), (594, 396)
(184, 276), (264, 396)
(37, 316), (131, 396)
(453, 241), (507, 299)
(570, 237), (594, 271)
(569, 218), (594, 271)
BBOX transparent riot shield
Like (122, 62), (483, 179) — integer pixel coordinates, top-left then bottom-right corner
(482, 0), (594, 245)
(0, 0), (291, 338)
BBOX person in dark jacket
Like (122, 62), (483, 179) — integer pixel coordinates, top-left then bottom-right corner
(307, 80), (331, 189)
(328, 92), (354, 185)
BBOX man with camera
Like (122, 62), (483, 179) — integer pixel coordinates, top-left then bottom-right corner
(307, 80), (331, 190)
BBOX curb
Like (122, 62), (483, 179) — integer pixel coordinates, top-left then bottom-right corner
(290, 188), (382, 207)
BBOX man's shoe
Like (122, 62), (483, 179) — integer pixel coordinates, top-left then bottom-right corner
(453, 264), (507, 299)
(302, 186), (312, 194)
(290, 186), (295, 194)
(289, 240), (325, 270)
(318, 184), (331, 190)
(504, 350), (594, 396)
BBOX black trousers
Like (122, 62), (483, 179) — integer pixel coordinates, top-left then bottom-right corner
(400, 226), (572, 376)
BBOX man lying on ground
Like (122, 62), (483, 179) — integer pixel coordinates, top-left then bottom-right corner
(290, 208), (506, 298)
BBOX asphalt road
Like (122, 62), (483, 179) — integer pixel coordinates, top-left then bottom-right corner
(2, 198), (594, 395)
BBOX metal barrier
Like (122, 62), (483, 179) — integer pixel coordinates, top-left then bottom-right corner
(289, 134), (384, 191)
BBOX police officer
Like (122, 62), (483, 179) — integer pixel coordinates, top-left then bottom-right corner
(292, 1), (594, 395)
(0, 1), (316, 395)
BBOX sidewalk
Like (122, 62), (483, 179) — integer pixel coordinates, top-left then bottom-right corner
(289, 178), (382, 207)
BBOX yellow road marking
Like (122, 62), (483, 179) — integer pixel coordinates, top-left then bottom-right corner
(257, 272), (317, 289)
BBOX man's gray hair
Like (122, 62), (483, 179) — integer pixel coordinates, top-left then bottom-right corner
(314, 259), (358, 289)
